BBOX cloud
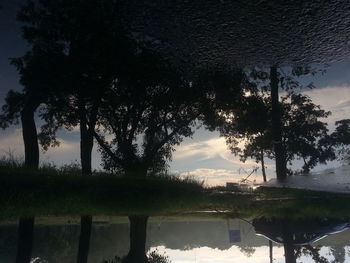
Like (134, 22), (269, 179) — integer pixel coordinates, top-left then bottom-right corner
(302, 85), (350, 130)
(0, 128), (90, 167)
(174, 137), (244, 164)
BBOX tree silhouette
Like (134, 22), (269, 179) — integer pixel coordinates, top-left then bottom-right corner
(1, 41), (66, 168)
(253, 217), (345, 263)
(330, 119), (350, 164)
(100, 216), (171, 263)
(222, 93), (334, 176)
(1, 0), (131, 174)
(77, 216), (92, 263)
(217, 69), (334, 177)
(95, 48), (199, 176)
(252, 66), (318, 179)
(16, 217), (35, 263)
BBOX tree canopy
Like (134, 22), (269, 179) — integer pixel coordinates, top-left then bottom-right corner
(94, 48), (201, 176)
(216, 69), (335, 176)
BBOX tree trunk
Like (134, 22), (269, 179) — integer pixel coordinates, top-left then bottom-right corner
(282, 224), (296, 263)
(79, 102), (94, 175)
(80, 122), (93, 175)
(283, 243), (296, 263)
(123, 215), (149, 263)
(77, 216), (92, 263)
(260, 150), (267, 182)
(21, 98), (40, 169)
(270, 66), (287, 181)
(16, 217), (35, 263)
(302, 158), (310, 174)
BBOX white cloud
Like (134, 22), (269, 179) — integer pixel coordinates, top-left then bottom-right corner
(174, 137), (246, 164)
(303, 85), (350, 130)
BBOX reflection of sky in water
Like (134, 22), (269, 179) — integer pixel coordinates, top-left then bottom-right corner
(150, 245), (339, 263)
(5, 217), (350, 262)
(1, 1), (350, 185)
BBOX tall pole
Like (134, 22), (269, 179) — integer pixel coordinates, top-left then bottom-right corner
(270, 66), (287, 181)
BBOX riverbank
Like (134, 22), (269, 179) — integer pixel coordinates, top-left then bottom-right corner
(1, 167), (350, 219)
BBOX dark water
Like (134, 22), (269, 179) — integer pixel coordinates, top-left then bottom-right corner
(3, 216), (350, 263)
(119, 0), (350, 68)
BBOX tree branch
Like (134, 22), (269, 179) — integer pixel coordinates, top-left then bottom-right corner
(92, 131), (122, 165)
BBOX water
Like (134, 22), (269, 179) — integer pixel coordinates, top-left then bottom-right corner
(3, 216), (350, 262)
(119, 0), (350, 68)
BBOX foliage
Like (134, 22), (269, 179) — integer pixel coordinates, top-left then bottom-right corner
(238, 246), (256, 257)
(0, 91), (24, 129)
(95, 48), (200, 176)
(147, 250), (171, 263)
(218, 68), (335, 174)
(195, 69), (250, 131)
(330, 119), (350, 164)
(281, 93), (335, 173)
(101, 250), (171, 263)
(4, 0), (134, 160)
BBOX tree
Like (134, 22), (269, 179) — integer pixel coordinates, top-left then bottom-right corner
(1, 38), (66, 169)
(270, 66), (287, 180)
(77, 216), (92, 263)
(281, 94), (335, 174)
(253, 66), (319, 180)
(94, 48), (200, 176)
(220, 92), (335, 178)
(1, 0), (130, 174)
(100, 216), (171, 263)
(200, 66), (320, 180)
(330, 119), (350, 164)
(16, 217), (35, 263)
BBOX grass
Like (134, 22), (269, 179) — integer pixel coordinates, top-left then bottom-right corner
(0, 167), (208, 218)
(2, 157), (350, 219)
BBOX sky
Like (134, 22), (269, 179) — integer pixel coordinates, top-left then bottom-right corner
(1, 1), (350, 186)
(150, 245), (339, 263)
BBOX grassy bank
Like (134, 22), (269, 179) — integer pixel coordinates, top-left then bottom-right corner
(0, 167), (208, 218)
(2, 166), (350, 219)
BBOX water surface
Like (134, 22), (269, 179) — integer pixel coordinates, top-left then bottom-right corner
(3, 216), (350, 262)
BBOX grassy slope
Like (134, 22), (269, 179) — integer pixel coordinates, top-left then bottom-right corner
(1, 167), (350, 219)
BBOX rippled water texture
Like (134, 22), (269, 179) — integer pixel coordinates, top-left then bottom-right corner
(119, 0), (350, 68)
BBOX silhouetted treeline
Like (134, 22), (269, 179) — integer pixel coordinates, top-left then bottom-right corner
(1, 0), (350, 180)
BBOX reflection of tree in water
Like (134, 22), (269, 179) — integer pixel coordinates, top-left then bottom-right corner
(16, 217), (34, 263)
(329, 245), (345, 263)
(101, 250), (171, 263)
(253, 217), (349, 263)
(101, 216), (171, 263)
(295, 245), (329, 263)
(238, 246), (256, 257)
(147, 250), (171, 263)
